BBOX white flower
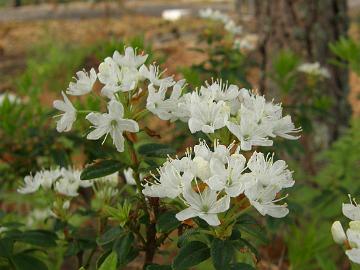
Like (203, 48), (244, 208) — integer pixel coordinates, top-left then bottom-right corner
(343, 195), (360, 221)
(227, 89), (300, 150)
(246, 152), (295, 189)
(331, 221), (347, 244)
(346, 222), (360, 264)
(272, 115), (302, 140)
(297, 62), (330, 78)
(146, 79), (187, 121)
(139, 64), (174, 88)
(227, 109), (273, 151)
(176, 187), (230, 226)
(199, 8), (229, 24)
(37, 169), (61, 190)
(207, 153), (248, 197)
(0, 93), (19, 105)
(245, 184), (289, 218)
(54, 168), (91, 197)
(86, 100), (139, 152)
(113, 47), (148, 69)
(17, 175), (41, 194)
(188, 93), (229, 134)
(123, 168), (137, 185)
(142, 156), (193, 199)
(194, 140), (232, 164)
(66, 68), (97, 96)
(200, 80), (239, 102)
(27, 208), (52, 226)
(53, 92), (76, 132)
(224, 20), (242, 35)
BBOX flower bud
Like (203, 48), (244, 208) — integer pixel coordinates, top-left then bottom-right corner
(331, 221), (347, 244)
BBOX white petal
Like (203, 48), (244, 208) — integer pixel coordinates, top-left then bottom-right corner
(199, 213), (220, 226)
(346, 248), (360, 264)
(210, 195), (230, 214)
(343, 203), (360, 221)
(118, 119), (139, 133)
(175, 207), (198, 221)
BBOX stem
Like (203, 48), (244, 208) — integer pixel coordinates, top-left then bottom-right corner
(84, 248), (97, 268)
(127, 140), (158, 267)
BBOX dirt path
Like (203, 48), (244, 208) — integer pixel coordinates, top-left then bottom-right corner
(0, 0), (231, 22)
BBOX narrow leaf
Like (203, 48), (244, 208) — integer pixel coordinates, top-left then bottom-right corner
(81, 160), (122, 180)
(172, 241), (210, 270)
(98, 251), (117, 270)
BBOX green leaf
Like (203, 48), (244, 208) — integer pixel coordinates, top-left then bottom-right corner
(146, 265), (172, 270)
(138, 143), (176, 157)
(81, 160), (123, 180)
(0, 238), (13, 258)
(16, 230), (57, 247)
(97, 227), (123, 246)
(211, 239), (234, 269)
(229, 263), (255, 270)
(172, 241), (210, 270)
(98, 251), (117, 270)
(12, 253), (47, 270)
(156, 211), (181, 233)
(236, 214), (268, 244)
(113, 231), (137, 267)
(232, 238), (259, 261)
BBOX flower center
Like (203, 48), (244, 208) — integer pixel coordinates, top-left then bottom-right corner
(110, 120), (118, 127)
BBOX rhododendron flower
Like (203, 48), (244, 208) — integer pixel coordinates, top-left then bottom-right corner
(53, 92), (76, 132)
(66, 68), (97, 96)
(86, 100), (139, 152)
(176, 187), (230, 226)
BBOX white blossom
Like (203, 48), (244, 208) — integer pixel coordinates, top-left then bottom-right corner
(188, 92), (229, 134)
(53, 92), (76, 132)
(17, 175), (42, 194)
(245, 184), (289, 218)
(86, 100), (139, 152)
(113, 47), (148, 69)
(246, 152), (295, 189)
(0, 93), (19, 105)
(297, 62), (330, 78)
(332, 195), (360, 265)
(227, 89), (301, 150)
(142, 156), (194, 199)
(139, 64), (175, 88)
(124, 168), (137, 185)
(18, 168), (92, 197)
(176, 187), (230, 226)
(146, 79), (186, 121)
(207, 153), (248, 197)
(66, 68), (97, 96)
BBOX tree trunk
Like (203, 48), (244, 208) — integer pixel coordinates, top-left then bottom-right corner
(14, 0), (21, 7)
(254, 0), (350, 142)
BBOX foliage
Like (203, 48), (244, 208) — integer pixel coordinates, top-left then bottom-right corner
(330, 37), (360, 75)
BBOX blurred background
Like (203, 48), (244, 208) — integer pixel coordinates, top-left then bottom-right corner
(0, 0), (360, 269)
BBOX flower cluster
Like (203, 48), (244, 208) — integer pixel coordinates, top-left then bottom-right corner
(297, 62), (330, 78)
(17, 168), (92, 197)
(143, 140), (294, 226)
(332, 195), (360, 264)
(199, 8), (242, 35)
(49, 46), (300, 228)
(53, 47), (300, 153)
(199, 8), (259, 52)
